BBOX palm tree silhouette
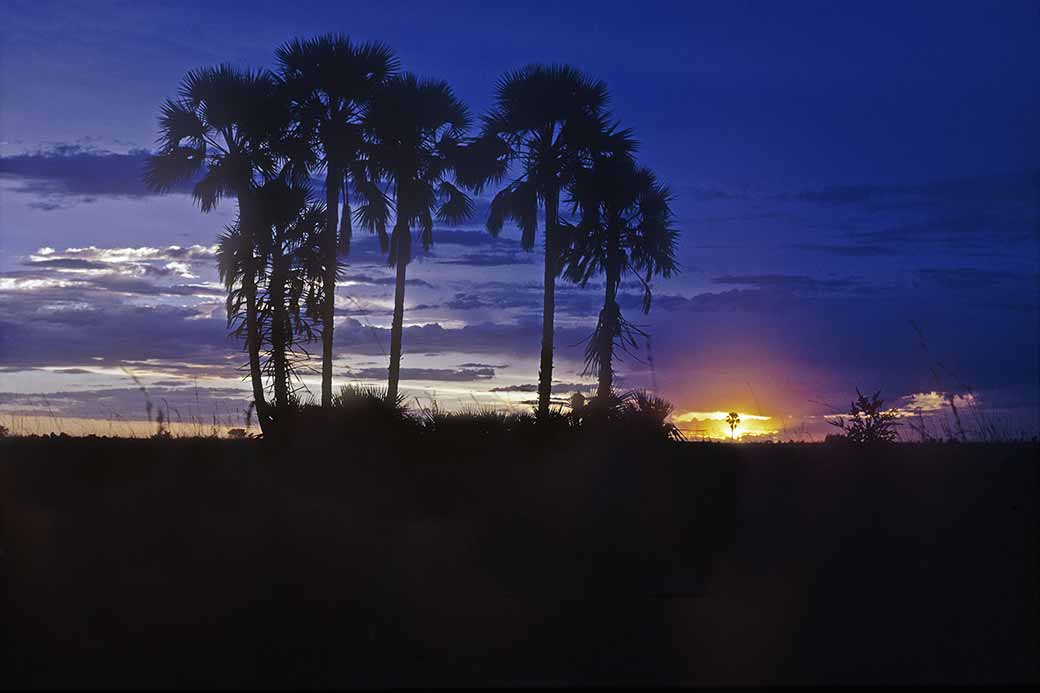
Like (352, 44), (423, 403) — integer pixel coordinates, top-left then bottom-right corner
(563, 152), (678, 401)
(460, 65), (611, 418)
(356, 74), (472, 402)
(726, 412), (740, 440)
(145, 64), (285, 434)
(251, 174), (325, 412)
(276, 35), (399, 407)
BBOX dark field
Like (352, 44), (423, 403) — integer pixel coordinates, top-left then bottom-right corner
(1, 437), (1036, 686)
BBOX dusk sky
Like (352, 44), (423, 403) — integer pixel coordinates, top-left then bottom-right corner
(1, 0), (1037, 438)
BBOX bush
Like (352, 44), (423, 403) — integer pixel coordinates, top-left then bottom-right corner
(575, 389), (685, 442)
(828, 389), (899, 444)
(257, 385), (685, 447)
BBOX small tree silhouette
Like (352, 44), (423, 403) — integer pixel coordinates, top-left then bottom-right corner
(829, 389), (899, 444)
(725, 412), (740, 439)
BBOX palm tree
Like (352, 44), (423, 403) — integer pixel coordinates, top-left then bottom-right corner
(276, 35), (399, 407)
(726, 412), (740, 440)
(459, 64), (612, 418)
(251, 175), (325, 412)
(145, 64), (284, 434)
(563, 155), (678, 401)
(356, 73), (472, 402)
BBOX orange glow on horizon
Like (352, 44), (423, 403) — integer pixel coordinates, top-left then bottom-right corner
(671, 410), (778, 441)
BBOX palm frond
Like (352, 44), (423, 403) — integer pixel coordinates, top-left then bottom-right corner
(436, 181), (473, 225)
(487, 179), (538, 248)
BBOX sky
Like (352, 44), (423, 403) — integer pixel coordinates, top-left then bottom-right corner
(1, 0), (1038, 439)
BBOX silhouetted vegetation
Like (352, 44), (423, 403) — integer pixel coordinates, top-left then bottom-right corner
(562, 154), (679, 399)
(145, 64), (293, 434)
(275, 35), (399, 407)
(359, 74), (475, 402)
(257, 384), (685, 445)
(145, 43), (679, 424)
(461, 65), (620, 417)
(726, 411), (740, 439)
(828, 389), (899, 444)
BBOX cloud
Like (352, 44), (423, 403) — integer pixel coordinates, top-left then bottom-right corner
(911, 268), (1031, 290)
(425, 229), (510, 247)
(712, 274), (866, 293)
(0, 386), (252, 424)
(0, 244), (226, 300)
(777, 172), (1037, 208)
(445, 292), (537, 311)
(36, 244), (218, 263)
(778, 185), (892, 206)
(333, 318), (591, 359)
(437, 250), (534, 266)
(0, 271), (222, 298)
(21, 244), (216, 279)
(0, 144), (194, 201)
(677, 184), (748, 202)
(892, 390), (977, 414)
(341, 272), (433, 288)
(854, 212), (1035, 248)
(344, 366), (495, 382)
(0, 300), (235, 374)
(89, 276), (223, 296)
(19, 257), (112, 270)
(794, 243), (897, 257)
(422, 229), (532, 266)
(488, 382), (598, 393)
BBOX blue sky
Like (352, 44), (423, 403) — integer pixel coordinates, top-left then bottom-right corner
(1, 0), (1037, 438)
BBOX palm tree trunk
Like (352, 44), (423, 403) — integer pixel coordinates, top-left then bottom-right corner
(537, 186), (559, 418)
(320, 165), (339, 408)
(270, 249), (289, 412)
(238, 198), (270, 435)
(597, 227), (622, 401)
(386, 219), (410, 403)
(597, 273), (619, 402)
(242, 270), (269, 429)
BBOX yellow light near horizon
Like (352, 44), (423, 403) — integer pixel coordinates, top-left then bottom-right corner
(671, 410), (778, 441)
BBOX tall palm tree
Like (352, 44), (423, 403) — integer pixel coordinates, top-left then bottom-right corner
(562, 155), (679, 401)
(276, 34), (399, 408)
(145, 64), (284, 434)
(356, 74), (472, 402)
(459, 65), (612, 418)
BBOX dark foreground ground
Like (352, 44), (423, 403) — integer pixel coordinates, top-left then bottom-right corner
(1, 437), (1036, 686)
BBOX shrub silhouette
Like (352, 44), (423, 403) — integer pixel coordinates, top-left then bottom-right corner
(250, 384), (683, 445)
(577, 389), (684, 441)
(829, 388), (899, 444)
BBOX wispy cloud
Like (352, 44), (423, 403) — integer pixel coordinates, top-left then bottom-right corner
(0, 144), (189, 203)
(344, 366), (496, 382)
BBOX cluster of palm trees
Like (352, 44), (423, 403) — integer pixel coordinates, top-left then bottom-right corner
(145, 35), (679, 436)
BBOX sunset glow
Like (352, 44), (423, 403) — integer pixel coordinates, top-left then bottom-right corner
(672, 410), (777, 440)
